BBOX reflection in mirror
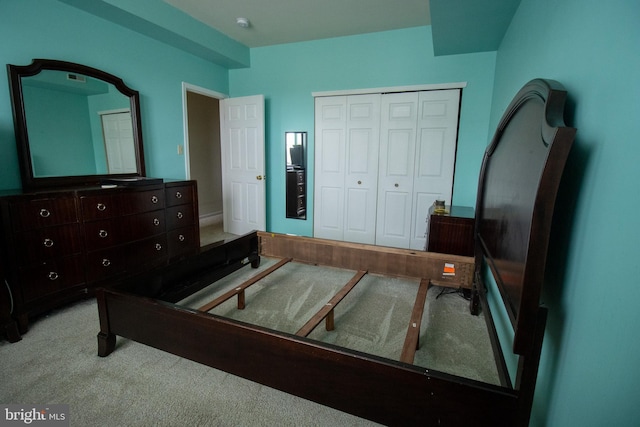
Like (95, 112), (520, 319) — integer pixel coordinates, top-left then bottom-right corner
(22, 70), (136, 177)
(285, 132), (306, 219)
(7, 59), (145, 190)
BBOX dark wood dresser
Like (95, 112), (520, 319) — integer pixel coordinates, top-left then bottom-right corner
(425, 205), (475, 256)
(0, 180), (199, 341)
(286, 169), (306, 218)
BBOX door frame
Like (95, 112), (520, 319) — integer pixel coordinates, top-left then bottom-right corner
(180, 82), (227, 181)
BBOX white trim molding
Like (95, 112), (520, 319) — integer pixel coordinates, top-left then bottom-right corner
(312, 82), (467, 98)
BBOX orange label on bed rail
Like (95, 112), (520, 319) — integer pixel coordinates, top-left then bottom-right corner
(443, 263), (455, 276)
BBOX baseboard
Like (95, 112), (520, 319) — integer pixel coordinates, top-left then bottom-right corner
(199, 212), (222, 227)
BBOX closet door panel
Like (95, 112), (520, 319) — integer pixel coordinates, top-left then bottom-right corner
(345, 187), (371, 234)
(318, 186), (343, 233)
(410, 89), (460, 250)
(314, 97), (346, 240)
(343, 94), (380, 244)
(378, 189), (412, 244)
(411, 191), (440, 250)
(376, 92), (418, 248)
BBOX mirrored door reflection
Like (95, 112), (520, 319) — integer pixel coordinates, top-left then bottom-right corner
(285, 132), (306, 219)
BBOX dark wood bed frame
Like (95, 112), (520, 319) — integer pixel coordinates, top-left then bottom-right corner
(96, 79), (575, 426)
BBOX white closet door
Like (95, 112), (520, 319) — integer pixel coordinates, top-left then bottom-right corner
(343, 94), (381, 244)
(376, 92), (419, 249)
(410, 89), (461, 250)
(315, 89), (460, 250)
(314, 96), (347, 240)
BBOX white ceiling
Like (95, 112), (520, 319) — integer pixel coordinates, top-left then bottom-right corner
(163, 0), (431, 48)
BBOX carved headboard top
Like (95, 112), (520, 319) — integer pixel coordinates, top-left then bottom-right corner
(476, 79), (576, 354)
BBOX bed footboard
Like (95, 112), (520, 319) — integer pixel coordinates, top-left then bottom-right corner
(97, 287), (517, 426)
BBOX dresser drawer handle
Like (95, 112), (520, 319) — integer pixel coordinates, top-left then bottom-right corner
(48, 271), (59, 281)
(175, 191), (182, 199)
(97, 203), (106, 211)
(39, 208), (51, 218)
(155, 243), (163, 251)
(151, 195), (159, 204)
(98, 229), (108, 238)
(43, 238), (54, 248)
(153, 218), (160, 226)
(176, 211), (184, 219)
(178, 234), (185, 242)
(102, 259), (111, 267)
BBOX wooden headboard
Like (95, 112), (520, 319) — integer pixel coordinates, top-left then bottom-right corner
(476, 79), (576, 355)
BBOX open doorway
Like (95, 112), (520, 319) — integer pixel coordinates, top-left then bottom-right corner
(181, 83), (235, 245)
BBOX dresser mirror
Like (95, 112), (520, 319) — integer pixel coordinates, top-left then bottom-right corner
(285, 131), (306, 219)
(7, 59), (146, 190)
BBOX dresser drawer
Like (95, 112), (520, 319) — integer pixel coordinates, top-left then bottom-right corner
(167, 226), (198, 258)
(165, 184), (195, 207)
(80, 188), (165, 220)
(86, 235), (167, 282)
(165, 205), (195, 230)
(18, 256), (85, 303)
(9, 197), (77, 231)
(83, 210), (165, 250)
(129, 235), (169, 267)
(85, 247), (128, 282)
(16, 224), (82, 266)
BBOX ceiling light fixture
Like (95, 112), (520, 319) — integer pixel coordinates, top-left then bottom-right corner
(236, 17), (250, 28)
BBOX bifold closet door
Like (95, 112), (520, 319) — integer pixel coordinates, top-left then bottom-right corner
(314, 94), (381, 244)
(410, 89), (460, 250)
(376, 92), (419, 249)
(376, 90), (460, 250)
(315, 89), (460, 250)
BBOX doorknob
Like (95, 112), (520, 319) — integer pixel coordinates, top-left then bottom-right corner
(256, 175), (263, 180)
(394, 183), (399, 187)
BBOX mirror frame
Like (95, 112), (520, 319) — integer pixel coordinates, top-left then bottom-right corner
(7, 58), (146, 190)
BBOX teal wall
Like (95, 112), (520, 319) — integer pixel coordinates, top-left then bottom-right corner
(491, 0), (640, 425)
(0, 0), (230, 190)
(22, 85), (96, 177)
(229, 27), (496, 235)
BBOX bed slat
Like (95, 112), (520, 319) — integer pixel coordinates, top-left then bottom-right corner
(197, 257), (291, 312)
(400, 278), (431, 364)
(296, 270), (367, 337)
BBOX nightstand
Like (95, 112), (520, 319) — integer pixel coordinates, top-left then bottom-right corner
(425, 205), (475, 256)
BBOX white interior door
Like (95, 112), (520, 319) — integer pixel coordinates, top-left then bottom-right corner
(410, 89), (461, 250)
(314, 96), (346, 240)
(375, 92), (418, 249)
(101, 111), (136, 174)
(220, 95), (266, 235)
